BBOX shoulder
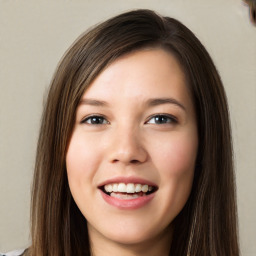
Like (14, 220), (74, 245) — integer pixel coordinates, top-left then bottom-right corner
(0, 249), (26, 256)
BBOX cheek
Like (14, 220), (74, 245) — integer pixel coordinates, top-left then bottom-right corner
(152, 131), (197, 210)
(65, 132), (106, 218)
(153, 132), (198, 177)
(145, 131), (198, 228)
(66, 132), (102, 192)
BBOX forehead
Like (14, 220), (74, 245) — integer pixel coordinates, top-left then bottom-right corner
(83, 48), (192, 108)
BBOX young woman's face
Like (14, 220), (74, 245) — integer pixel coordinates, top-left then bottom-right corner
(66, 49), (198, 249)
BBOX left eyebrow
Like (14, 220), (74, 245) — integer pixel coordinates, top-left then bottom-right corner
(146, 98), (186, 112)
(79, 98), (110, 107)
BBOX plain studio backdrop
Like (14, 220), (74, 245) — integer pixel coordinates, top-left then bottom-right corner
(0, 0), (255, 255)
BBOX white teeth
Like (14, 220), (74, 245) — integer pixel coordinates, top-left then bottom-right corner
(117, 183), (126, 192)
(105, 184), (112, 193)
(111, 192), (143, 199)
(141, 184), (148, 192)
(135, 184), (142, 192)
(112, 183), (118, 192)
(103, 183), (154, 194)
(126, 183), (135, 193)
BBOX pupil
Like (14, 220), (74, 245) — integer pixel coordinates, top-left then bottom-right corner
(92, 117), (102, 124)
(155, 116), (167, 124)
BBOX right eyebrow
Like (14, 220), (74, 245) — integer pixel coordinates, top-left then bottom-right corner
(146, 97), (186, 112)
(79, 98), (110, 107)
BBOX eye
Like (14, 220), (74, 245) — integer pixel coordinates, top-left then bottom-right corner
(81, 115), (109, 125)
(146, 114), (177, 125)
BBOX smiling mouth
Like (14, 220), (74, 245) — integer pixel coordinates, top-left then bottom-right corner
(100, 183), (158, 200)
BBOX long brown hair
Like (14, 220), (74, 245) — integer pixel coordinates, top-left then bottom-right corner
(28, 9), (239, 255)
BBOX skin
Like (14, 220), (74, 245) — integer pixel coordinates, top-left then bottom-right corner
(66, 48), (198, 256)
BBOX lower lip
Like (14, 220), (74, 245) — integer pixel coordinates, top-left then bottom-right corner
(100, 190), (155, 210)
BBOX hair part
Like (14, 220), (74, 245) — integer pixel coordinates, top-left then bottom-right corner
(29, 9), (239, 256)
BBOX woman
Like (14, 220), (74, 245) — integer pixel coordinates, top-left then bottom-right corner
(9, 9), (239, 256)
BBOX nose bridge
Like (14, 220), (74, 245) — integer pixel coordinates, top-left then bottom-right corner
(109, 122), (147, 164)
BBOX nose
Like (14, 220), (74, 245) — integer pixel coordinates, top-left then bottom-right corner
(108, 126), (148, 165)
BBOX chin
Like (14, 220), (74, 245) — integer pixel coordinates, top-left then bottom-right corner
(88, 216), (173, 247)
(107, 230), (154, 245)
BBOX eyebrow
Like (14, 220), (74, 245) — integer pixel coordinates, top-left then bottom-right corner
(79, 98), (110, 107)
(79, 97), (186, 111)
(146, 98), (186, 111)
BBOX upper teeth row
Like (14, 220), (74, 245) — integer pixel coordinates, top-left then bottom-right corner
(104, 183), (153, 193)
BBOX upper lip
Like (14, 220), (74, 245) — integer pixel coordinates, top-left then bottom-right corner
(97, 176), (158, 188)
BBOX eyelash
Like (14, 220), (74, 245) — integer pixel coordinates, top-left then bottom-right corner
(81, 114), (178, 125)
(81, 115), (109, 125)
(146, 114), (178, 125)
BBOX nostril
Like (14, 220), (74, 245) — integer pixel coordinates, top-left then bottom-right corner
(111, 153), (146, 164)
(111, 159), (141, 164)
(131, 159), (140, 164)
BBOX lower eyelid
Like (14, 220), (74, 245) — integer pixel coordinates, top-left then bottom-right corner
(146, 115), (178, 124)
(79, 114), (177, 125)
(81, 115), (109, 124)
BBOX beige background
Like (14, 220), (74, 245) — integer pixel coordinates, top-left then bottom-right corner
(0, 0), (255, 255)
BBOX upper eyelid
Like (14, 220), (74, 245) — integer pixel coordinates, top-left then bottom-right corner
(79, 113), (178, 124)
(145, 113), (178, 123)
(80, 114), (109, 124)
